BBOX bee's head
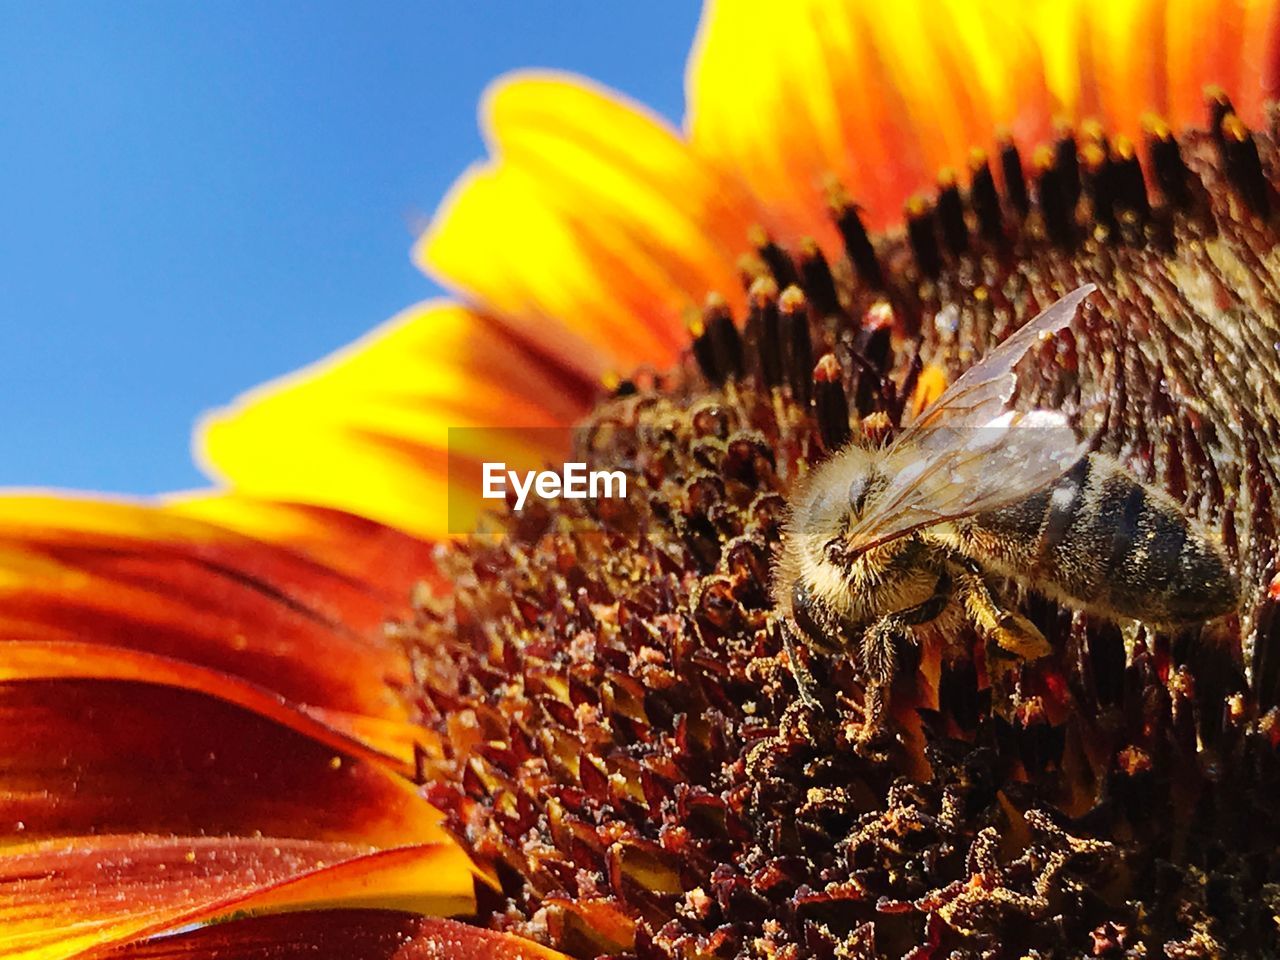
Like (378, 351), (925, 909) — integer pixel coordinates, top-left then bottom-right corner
(787, 446), (892, 568)
(846, 468), (887, 521)
(826, 467), (888, 564)
(790, 456), (888, 565)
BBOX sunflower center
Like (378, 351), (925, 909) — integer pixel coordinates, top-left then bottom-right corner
(403, 104), (1280, 958)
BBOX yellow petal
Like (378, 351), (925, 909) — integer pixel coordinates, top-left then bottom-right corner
(687, 0), (1280, 236)
(419, 71), (757, 374)
(1024, 0), (1280, 126)
(688, 0), (1052, 239)
(197, 301), (593, 539)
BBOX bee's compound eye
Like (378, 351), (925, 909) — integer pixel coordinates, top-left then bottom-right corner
(848, 474), (872, 517)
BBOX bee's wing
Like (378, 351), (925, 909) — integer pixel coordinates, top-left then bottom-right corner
(846, 285), (1095, 553)
(903, 284), (1096, 435)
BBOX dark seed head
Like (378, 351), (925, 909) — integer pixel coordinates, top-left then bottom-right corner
(936, 168), (969, 256)
(779, 285), (813, 405)
(999, 133), (1031, 216)
(905, 194), (943, 278)
(831, 193), (884, 289)
(968, 148), (1005, 245)
(408, 115), (1280, 960)
(813, 353), (852, 451)
(748, 277), (783, 390)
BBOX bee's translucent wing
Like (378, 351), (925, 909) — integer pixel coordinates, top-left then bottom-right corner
(846, 285), (1095, 553)
(902, 284), (1096, 435)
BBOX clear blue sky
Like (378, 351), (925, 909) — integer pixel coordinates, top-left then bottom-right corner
(0, 2), (700, 494)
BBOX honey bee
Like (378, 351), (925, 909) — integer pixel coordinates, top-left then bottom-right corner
(775, 285), (1239, 724)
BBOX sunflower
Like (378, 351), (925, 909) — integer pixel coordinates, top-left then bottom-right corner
(6, 1), (1280, 958)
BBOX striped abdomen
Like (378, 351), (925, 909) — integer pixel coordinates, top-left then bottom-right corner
(954, 454), (1238, 626)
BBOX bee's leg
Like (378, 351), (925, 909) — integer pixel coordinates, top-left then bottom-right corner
(860, 570), (954, 729)
(859, 618), (899, 733)
(950, 559), (1050, 661)
(779, 618), (824, 710)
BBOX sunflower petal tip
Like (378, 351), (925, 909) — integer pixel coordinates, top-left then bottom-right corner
(412, 158), (494, 274)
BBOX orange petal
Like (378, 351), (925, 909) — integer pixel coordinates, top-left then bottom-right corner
(101, 912), (569, 960)
(1029, 0), (1280, 130)
(909, 363), (949, 417)
(197, 301), (595, 539)
(0, 836), (475, 960)
(0, 494), (415, 728)
(418, 72), (756, 375)
(165, 495), (449, 598)
(0, 677), (442, 844)
(0, 641), (428, 769)
(687, 0), (1280, 237)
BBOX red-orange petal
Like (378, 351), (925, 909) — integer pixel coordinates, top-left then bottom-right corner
(197, 301), (596, 540)
(0, 836), (474, 960)
(164, 495), (449, 599)
(0, 495), (415, 727)
(418, 73), (756, 376)
(101, 912), (570, 960)
(687, 0), (1280, 238)
(0, 677), (444, 844)
(0, 640), (428, 769)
